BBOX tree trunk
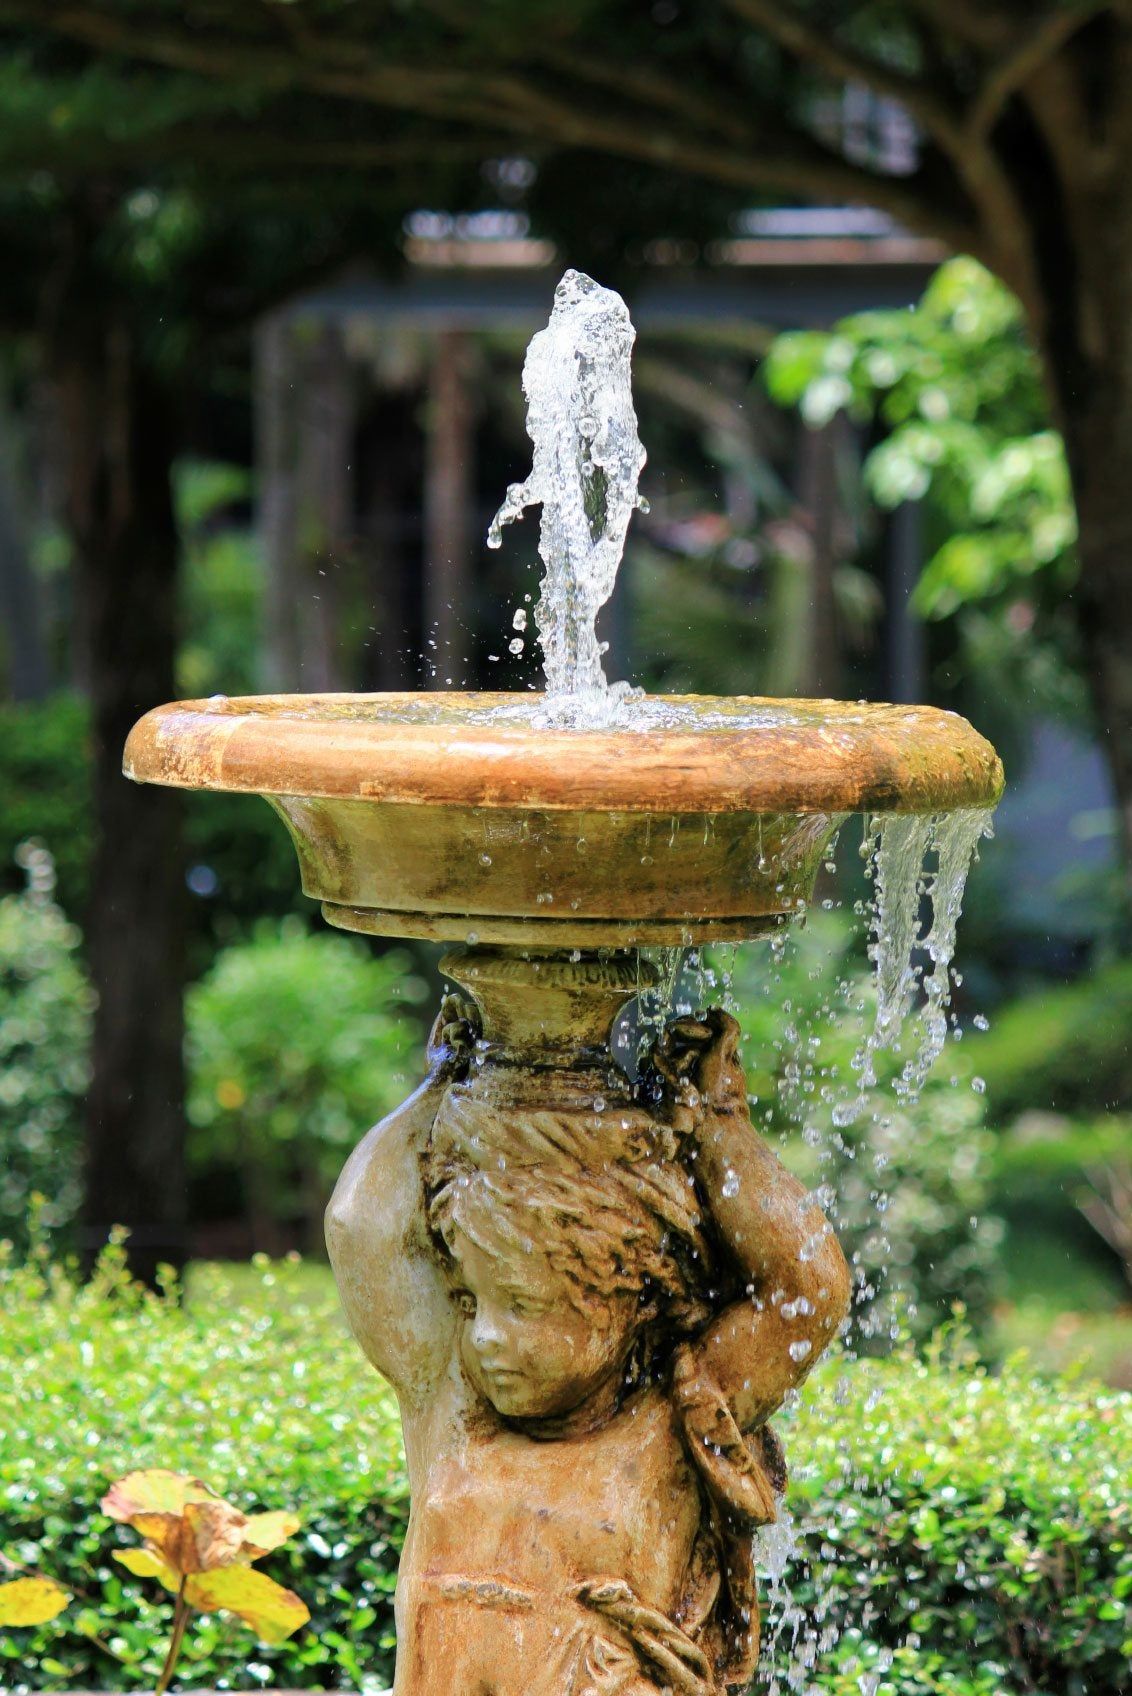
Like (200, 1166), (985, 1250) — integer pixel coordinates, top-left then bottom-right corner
(57, 322), (188, 1283)
(1024, 92), (1132, 897)
(1063, 401), (1132, 890)
(0, 400), (50, 701)
(795, 414), (851, 697)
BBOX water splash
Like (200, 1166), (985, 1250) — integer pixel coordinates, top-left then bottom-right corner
(487, 269), (647, 726)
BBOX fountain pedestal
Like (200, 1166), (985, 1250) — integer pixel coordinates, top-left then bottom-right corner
(124, 689), (1002, 1694)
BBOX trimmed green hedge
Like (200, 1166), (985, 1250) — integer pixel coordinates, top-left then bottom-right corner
(967, 960), (1132, 1120)
(1, 1253), (1129, 1695)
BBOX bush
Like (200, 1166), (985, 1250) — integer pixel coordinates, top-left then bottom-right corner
(718, 917), (1003, 1341)
(0, 1251), (405, 1692)
(0, 694), (309, 961)
(186, 923), (429, 1250)
(0, 699), (92, 919)
(0, 846), (93, 1248)
(1, 1255), (1128, 1695)
(966, 960), (1132, 1119)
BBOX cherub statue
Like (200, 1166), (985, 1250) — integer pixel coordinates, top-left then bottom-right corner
(326, 995), (849, 1696)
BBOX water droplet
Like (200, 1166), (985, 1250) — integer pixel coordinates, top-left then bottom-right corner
(721, 1171), (740, 1200)
(479, 852), (492, 867)
(512, 607), (528, 631)
(508, 637), (525, 656)
(788, 1339), (812, 1362)
(972, 1075), (986, 1094)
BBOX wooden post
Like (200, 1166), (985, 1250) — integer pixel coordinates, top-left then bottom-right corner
(422, 330), (474, 688)
(886, 501), (926, 704)
(255, 313), (301, 692)
(295, 319), (356, 691)
(796, 415), (854, 698)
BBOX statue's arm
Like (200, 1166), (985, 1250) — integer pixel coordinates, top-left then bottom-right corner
(655, 1013), (851, 1433)
(690, 1105), (850, 1430)
(325, 1006), (469, 1408)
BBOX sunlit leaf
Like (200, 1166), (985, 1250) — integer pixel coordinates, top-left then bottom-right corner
(185, 1564), (311, 1643)
(241, 1510), (301, 1555)
(112, 1547), (180, 1592)
(0, 1576), (68, 1626)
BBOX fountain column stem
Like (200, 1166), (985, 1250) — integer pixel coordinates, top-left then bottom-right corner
(439, 945), (647, 1059)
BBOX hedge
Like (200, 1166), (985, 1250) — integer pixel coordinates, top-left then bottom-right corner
(967, 960), (1132, 1120)
(1, 1251), (1129, 1695)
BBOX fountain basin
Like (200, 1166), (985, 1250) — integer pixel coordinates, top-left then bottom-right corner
(124, 691), (1003, 946)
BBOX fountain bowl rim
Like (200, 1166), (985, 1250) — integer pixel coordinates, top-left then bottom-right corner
(123, 690), (1003, 816)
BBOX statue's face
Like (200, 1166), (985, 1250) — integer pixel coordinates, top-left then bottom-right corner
(445, 1228), (640, 1421)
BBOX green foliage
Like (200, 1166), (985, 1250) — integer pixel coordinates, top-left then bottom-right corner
(720, 914), (1003, 1340)
(2, 1254), (1129, 1693)
(0, 847), (93, 1247)
(764, 258), (1085, 725)
(176, 459), (263, 701)
(0, 698), (91, 917)
(186, 923), (429, 1245)
(966, 961), (1132, 1120)
(765, 259), (1072, 609)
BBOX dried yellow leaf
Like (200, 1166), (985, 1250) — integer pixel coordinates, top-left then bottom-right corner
(101, 1469), (217, 1523)
(185, 1565), (311, 1643)
(0, 1577), (68, 1627)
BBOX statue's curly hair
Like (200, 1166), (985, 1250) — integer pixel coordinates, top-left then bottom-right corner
(423, 1090), (717, 1345)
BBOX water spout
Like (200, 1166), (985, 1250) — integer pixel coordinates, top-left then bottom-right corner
(488, 269), (647, 725)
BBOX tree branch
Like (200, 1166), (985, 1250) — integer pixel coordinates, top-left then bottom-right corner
(521, 43), (760, 150)
(0, 2), (981, 252)
(717, 0), (1046, 327)
(0, 128), (489, 183)
(969, 3), (1108, 137)
(901, 0), (1014, 54)
(720, 0), (966, 152)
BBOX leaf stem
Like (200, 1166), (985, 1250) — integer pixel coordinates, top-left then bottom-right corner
(154, 1578), (190, 1696)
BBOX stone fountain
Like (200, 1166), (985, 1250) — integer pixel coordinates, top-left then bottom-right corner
(125, 273), (1002, 1695)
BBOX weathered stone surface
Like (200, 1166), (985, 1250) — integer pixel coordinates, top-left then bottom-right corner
(326, 952), (850, 1695)
(123, 692), (1002, 945)
(124, 691), (1004, 815)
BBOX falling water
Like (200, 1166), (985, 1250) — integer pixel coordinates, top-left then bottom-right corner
(829, 807), (995, 1125)
(487, 269), (647, 726)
